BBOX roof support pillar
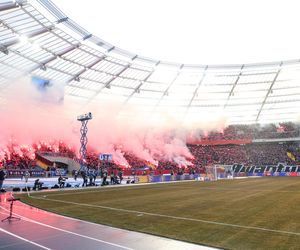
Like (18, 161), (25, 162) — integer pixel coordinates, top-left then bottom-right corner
(255, 62), (283, 122)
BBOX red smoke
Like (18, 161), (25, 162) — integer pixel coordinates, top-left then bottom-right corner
(0, 77), (225, 167)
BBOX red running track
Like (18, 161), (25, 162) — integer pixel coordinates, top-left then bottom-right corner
(0, 192), (216, 250)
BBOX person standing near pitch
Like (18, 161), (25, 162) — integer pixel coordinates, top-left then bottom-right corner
(0, 168), (6, 191)
(24, 170), (30, 183)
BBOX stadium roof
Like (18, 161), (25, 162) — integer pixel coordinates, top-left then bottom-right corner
(1, 0), (300, 124)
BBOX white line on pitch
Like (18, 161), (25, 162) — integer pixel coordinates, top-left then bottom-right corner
(29, 195), (300, 237)
(0, 227), (52, 250)
(28, 181), (189, 197)
(29, 183), (300, 199)
(0, 207), (133, 250)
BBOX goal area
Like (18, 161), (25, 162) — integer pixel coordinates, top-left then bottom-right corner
(198, 165), (233, 181)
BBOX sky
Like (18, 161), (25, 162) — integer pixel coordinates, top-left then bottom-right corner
(50, 0), (300, 65)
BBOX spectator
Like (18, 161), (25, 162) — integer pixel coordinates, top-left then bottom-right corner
(74, 170), (78, 181)
(33, 179), (43, 190)
(118, 170), (123, 183)
(101, 169), (108, 186)
(23, 170), (30, 183)
(58, 175), (66, 188)
(81, 171), (88, 187)
(0, 169), (6, 190)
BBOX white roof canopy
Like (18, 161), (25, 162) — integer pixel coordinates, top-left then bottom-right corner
(1, 0), (300, 124)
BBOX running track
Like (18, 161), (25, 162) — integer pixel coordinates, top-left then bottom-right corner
(0, 192), (215, 250)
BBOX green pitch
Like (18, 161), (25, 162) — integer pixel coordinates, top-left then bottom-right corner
(17, 177), (300, 249)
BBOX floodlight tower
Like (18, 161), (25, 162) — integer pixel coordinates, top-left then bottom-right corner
(77, 112), (92, 171)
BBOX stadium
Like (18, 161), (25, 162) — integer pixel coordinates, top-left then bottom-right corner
(0, 0), (300, 249)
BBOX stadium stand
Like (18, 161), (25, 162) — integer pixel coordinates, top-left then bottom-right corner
(1, 123), (300, 177)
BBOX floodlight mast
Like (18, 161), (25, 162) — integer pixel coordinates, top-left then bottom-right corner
(77, 112), (92, 171)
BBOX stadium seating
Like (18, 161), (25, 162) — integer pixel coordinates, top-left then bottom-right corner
(1, 123), (300, 176)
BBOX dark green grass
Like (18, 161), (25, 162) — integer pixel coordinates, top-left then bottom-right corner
(17, 177), (300, 249)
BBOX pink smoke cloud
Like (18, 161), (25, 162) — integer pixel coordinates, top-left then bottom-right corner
(0, 76), (227, 167)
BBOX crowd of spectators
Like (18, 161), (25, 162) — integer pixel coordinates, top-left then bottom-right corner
(1, 149), (36, 170)
(201, 122), (300, 140)
(123, 152), (147, 168)
(1, 122), (300, 175)
(188, 142), (300, 166)
(32, 141), (75, 158)
(1, 141), (75, 171)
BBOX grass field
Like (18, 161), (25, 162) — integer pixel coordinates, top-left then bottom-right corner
(17, 177), (300, 250)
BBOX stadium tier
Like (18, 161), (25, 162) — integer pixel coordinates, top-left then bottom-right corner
(1, 124), (300, 176)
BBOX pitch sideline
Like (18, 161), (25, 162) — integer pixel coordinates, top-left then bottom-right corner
(27, 194), (300, 237)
